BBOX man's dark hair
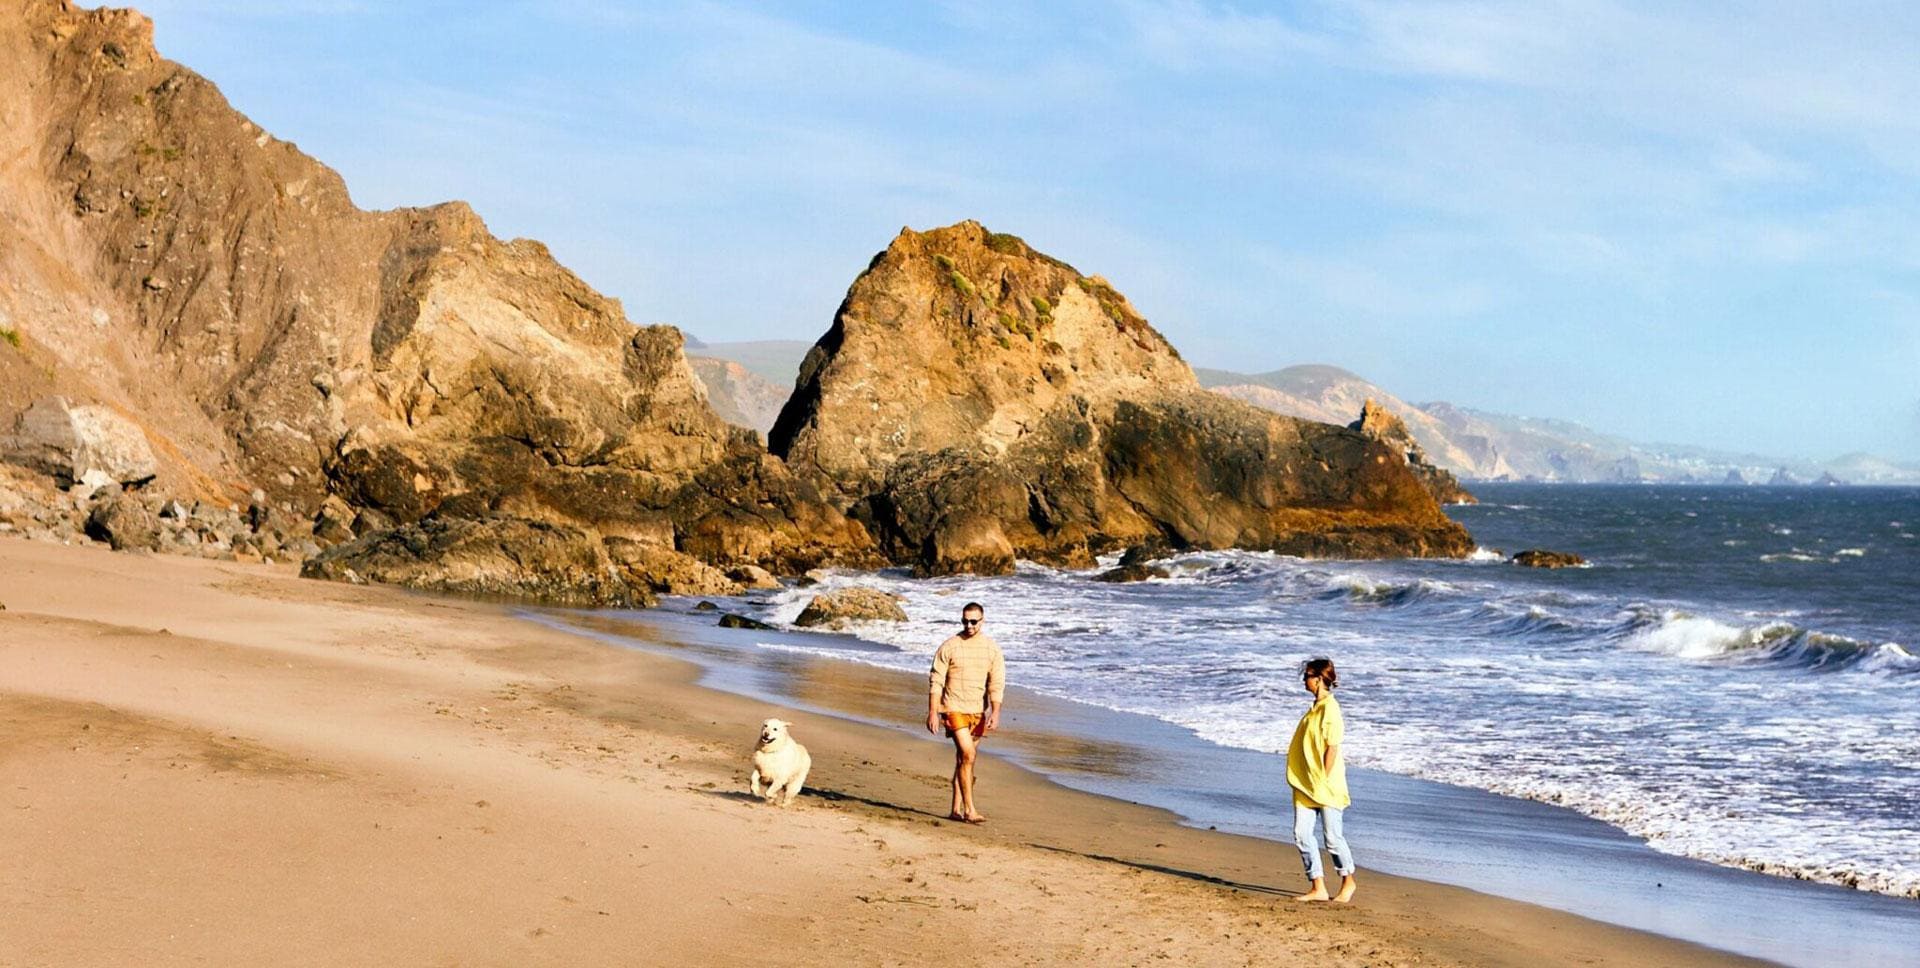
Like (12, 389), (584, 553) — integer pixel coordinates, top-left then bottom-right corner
(961, 602), (985, 615)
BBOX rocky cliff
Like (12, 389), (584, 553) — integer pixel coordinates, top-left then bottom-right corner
(1348, 399), (1475, 504)
(0, 1), (874, 602)
(770, 222), (1473, 574)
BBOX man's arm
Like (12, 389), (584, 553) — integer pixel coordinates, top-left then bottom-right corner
(983, 646), (1007, 732)
(926, 643), (949, 734)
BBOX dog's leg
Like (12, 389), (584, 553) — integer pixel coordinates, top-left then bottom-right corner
(784, 765), (810, 807)
(750, 768), (762, 798)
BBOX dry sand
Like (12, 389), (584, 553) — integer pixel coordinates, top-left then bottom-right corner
(0, 538), (1770, 967)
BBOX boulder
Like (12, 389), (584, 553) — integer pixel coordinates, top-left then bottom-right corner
(1512, 549), (1586, 569)
(718, 612), (774, 630)
(300, 516), (656, 607)
(84, 494), (160, 551)
(793, 587), (909, 628)
(3, 398), (158, 487)
(726, 564), (781, 590)
(603, 537), (743, 597)
(693, 600), (719, 612)
(1094, 563), (1170, 583)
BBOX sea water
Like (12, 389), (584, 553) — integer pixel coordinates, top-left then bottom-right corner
(712, 483), (1920, 900)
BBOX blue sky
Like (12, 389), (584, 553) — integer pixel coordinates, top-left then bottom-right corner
(136, 1), (1920, 462)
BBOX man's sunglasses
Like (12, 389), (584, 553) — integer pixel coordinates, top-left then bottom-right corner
(962, 618), (982, 627)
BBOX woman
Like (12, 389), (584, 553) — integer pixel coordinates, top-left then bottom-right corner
(1286, 657), (1356, 902)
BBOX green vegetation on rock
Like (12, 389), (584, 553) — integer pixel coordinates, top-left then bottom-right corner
(1, 328), (20, 348)
(985, 232), (1026, 255)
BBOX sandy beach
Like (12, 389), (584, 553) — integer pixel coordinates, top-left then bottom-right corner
(0, 537), (1770, 967)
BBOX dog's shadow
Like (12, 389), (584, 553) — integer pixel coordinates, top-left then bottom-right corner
(701, 786), (945, 820)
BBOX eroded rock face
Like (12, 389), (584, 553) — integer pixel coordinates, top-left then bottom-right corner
(1349, 398), (1476, 505)
(771, 222), (1474, 573)
(300, 517), (657, 607)
(0, 3), (875, 595)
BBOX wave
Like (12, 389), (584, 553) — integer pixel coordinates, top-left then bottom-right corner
(1617, 608), (1917, 676)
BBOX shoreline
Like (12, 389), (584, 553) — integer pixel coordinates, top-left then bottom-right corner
(1, 538), (1774, 966)
(535, 602), (1920, 967)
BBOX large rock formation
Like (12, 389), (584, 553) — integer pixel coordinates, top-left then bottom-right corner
(1348, 398), (1475, 505)
(770, 221), (1473, 574)
(0, 2), (875, 601)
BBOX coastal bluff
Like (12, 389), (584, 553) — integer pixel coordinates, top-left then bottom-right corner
(770, 221), (1473, 575)
(0, 1), (874, 602)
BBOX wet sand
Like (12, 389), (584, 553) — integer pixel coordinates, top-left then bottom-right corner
(0, 538), (1772, 966)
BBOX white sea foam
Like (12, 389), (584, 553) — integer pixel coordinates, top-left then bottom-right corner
(1835, 548), (1867, 557)
(711, 535), (1920, 901)
(1468, 546), (1505, 562)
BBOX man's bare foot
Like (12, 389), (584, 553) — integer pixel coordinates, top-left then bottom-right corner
(1292, 888), (1330, 902)
(1332, 878), (1357, 903)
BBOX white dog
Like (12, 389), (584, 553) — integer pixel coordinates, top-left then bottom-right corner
(749, 718), (811, 806)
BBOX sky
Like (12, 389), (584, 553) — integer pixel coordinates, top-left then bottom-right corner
(133, 0), (1920, 462)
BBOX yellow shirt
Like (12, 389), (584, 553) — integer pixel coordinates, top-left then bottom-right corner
(1287, 691), (1350, 809)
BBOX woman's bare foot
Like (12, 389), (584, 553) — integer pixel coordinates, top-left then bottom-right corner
(947, 812), (968, 822)
(1332, 875), (1357, 903)
(1292, 888), (1330, 902)
(962, 812), (987, 824)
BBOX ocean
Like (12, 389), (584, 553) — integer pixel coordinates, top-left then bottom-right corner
(533, 482), (1920, 963)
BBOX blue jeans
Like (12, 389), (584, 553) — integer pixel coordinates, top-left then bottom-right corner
(1293, 804), (1355, 880)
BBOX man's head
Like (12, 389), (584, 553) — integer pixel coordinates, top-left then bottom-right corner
(960, 602), (984, 637)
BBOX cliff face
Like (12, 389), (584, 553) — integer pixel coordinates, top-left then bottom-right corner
(1348, 399), (1476, 504)
(0, 1), (872, 601)
(771, 222), (1473, 574)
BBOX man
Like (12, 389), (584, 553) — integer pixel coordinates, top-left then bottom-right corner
(925, 601), (1005, 824)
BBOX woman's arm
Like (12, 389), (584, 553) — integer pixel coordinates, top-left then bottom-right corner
(1322, 741), (1339, 773)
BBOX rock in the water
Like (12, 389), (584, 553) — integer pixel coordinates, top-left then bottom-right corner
(770, 221), (1474, 573)
(1118, 540), (1175, 568)
(84, 494), (160, 551)
(300, 517), (656, 607)
(793, 587), (909, 628)
(726, 564), (781, 590)
(3, 398), (158, 487)
(1512, 549), (1586, 569)
(718, 612), (773, 630)
(693, 600), (719, 611)
(1094, 563), (1170, 583)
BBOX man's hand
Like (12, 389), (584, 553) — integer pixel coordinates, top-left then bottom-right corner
(926, 710), (941, 735)
(983, 706), (1000, 734)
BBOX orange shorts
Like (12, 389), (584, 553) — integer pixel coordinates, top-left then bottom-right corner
(942, 712), (987, 738)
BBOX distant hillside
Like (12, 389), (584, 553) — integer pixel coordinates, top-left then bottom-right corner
(684, 339), (811, 388)
(1197, 366), (1510, 478)
(1199, 367), (1920, 485)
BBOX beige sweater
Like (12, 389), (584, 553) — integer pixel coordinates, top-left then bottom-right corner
(928, 632), (1006, 715)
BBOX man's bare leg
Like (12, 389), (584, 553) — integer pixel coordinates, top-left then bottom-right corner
(950, 727), (985, 822)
